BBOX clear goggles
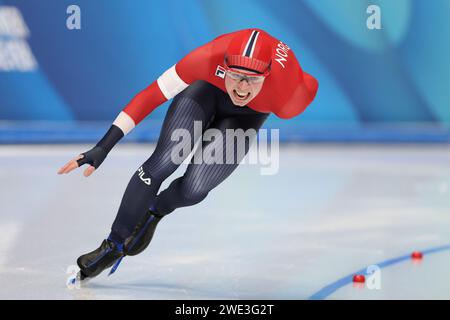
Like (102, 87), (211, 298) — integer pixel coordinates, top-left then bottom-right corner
(224, 66), (268, 84)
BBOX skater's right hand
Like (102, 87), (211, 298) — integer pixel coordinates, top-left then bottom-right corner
(57, 146), (107, 177)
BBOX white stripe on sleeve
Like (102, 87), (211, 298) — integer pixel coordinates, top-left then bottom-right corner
(157, 65), (189, 100)
(112, 111), (136, 135)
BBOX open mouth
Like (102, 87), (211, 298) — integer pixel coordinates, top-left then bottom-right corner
(233, 90), (250, 100)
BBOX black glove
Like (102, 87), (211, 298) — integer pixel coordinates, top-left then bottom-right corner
(76, 124), (124, 169)
(76, 146), (108, 169)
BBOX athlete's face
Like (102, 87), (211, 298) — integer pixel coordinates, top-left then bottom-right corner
(225, 68), (265, 107)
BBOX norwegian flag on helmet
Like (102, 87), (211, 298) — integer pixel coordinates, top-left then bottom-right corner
(225, 29), (272, 74)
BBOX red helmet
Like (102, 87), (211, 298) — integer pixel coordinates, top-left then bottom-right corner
(225, 29), (272, 75)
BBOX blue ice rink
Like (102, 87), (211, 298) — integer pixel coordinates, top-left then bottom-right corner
(0, 144), (449, 299)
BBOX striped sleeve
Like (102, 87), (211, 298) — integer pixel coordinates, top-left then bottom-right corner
(114, 80), (167, 134)
(114, 64), (192, 135)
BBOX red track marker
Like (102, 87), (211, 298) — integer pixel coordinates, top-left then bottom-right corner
(352, 274), (365, 283)
(411, 251), (423, 260)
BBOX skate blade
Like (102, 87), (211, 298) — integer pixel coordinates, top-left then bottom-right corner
(67, 270), (90, 289)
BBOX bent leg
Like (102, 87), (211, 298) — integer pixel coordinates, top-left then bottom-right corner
(110, 82), (217, 240)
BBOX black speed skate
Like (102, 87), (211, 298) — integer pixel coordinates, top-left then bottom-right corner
(76, 238), (124, 282)
(68, 210), (162, 286)
(124, 209), (163, 256)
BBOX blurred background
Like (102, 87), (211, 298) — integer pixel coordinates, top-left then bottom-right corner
(1, 0), (449, 143)
(1, 0), (450, 300)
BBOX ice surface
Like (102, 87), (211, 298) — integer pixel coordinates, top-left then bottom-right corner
(0, 144), (449, 299)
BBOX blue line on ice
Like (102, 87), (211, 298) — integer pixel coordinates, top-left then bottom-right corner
(309, 243), (450, 300)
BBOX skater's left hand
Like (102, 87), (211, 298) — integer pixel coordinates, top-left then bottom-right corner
(57, 154), (96, 177)
(58, 146), (108, 177)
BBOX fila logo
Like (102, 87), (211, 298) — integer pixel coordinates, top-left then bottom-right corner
(215, 65), (226, 79)
(138, 166), (151, 185)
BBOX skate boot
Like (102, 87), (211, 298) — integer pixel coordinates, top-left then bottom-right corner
(76, 238), (125, 280)
(124, 209), (163, 256)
